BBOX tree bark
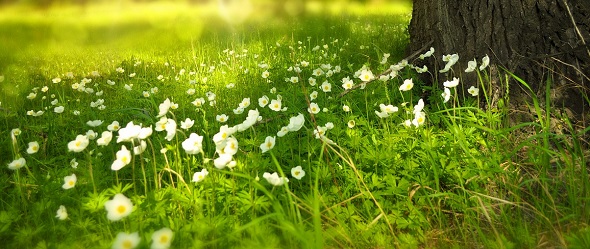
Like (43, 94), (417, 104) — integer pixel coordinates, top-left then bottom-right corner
(408, 0), (590, 116)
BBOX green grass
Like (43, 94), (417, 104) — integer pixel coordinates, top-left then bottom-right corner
(1, 1), (589, 248)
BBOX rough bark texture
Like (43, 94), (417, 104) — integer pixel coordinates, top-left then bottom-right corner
(408, 0), (590, 117)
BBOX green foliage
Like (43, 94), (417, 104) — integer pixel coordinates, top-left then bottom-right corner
(0, 1), (588, 249)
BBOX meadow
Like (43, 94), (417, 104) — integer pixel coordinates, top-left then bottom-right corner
(1, 1), (589, 248)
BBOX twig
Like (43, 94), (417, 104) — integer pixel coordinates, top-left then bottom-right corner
(561, 0), (590, 59)
(339, 40), (433, 98)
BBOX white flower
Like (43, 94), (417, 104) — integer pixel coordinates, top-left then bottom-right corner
(206, 91), (216, 101)
(413, 99), (425, 114)
(117, 121), (141, 143)
(358, 69), (374, 82)
(213, 153), (232, 169)
(320, 81), (332, 92)
(180, 118), (194, 130)
(412, 112), (426, 127)
(151, 227), (174, 249)
(380, 53), (390, 64)
(112, 232), (140, 249)
(375, 110), (390, 118)
(233, 107), (244, 114)
(27, 141), (39, 154)
(341, 78), (354, 90)
(277, 126), (289, 137)
(343, 105), (351, 112)
(439, 54), (459, 73)
(212, 125), (237, 145)
(468, 86), (480, 96)
(480, 55), (490, 70)
(111, 145), (132, 171)
(157, 98), (171, 118)
(465, 59), (477, 72)
(325, 122), (334, 130)
(347, 120), (355, 128)
(442, 87), (451, 103)
(308, 77), (317, 86)
(104, 194), (134, 221)
(309, 91), (318, 101)
(216, 114), (229, 123)
(68, 135), (89, 152)
(192, 168), (209, 183)
(403, 119), (412, 127)
(164, 119), (177, 141)
(269, 99), (282, 112)
(443, 77), (460, 88)
(56, 205), (68, 220)
(70, 158), (78, 169)
(97, 131), (113, 146)
(379, 104), (399, 116)
(291, 166), (305, 180)
(192, 98), (205, 108)
(287, 113), (305, 132)
(86, 120), (103, 127)
(236, 109), (259, 131)
(8, 158), (26, 170)
(312, 68), (324, 77)
(399, 78), (414, 91)
(54, 106), (65, 113)
(239, 98), (251, 108)
(62, 173), (77, 189)
(182, 133), (204, 155)
(263, 172), (289, 186)
(419, 47), (435, 59)
(137, 126), (152, 140)
(261, 70), (270, 79)
(133, 140), (147, 155)
(289, 76), (299, 84)
(308, 102), (320, 114)
(86, 130), (98, 140)
(258, 95), (269, 107)
(260, 136), (276, 153)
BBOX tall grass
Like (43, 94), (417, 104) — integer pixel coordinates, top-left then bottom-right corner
(1, 1), (589, 248)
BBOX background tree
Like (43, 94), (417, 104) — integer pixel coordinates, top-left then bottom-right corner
(408, 0), (590, 117)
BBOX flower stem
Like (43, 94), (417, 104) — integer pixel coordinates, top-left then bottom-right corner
(86, 152), (97, 194)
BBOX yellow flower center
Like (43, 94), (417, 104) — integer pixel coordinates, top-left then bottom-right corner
(117, 205), (126, 214)
(160, 235), (169, 243)
(294, 171), (300, 176)
(122, 240), (133, 249)
(68, 180), (74, 186)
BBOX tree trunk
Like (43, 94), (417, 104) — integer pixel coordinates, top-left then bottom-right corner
(408, 0), (590, 118)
